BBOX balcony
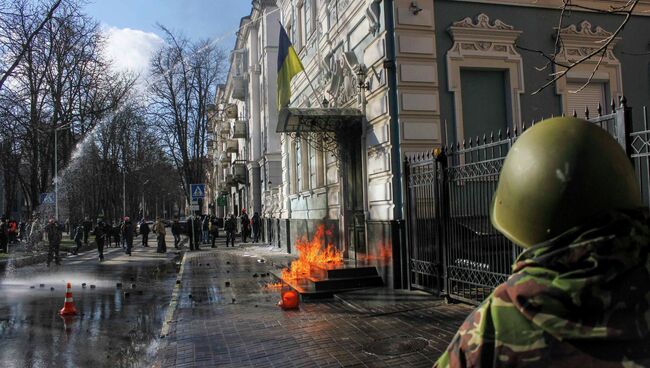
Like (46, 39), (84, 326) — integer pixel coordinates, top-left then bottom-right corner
(224, 104), (238, 119)
(225, 174), (237, 187)
(231, 75), (247, 101)
(219, 152), (231, 165)
(231, 120), (247, 139)
(232, 160), (247, 183)
(220, 121), (231, 136)
(225, 139), (239, 153)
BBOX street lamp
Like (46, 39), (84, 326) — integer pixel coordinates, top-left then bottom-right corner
(54, 122), (73, 220)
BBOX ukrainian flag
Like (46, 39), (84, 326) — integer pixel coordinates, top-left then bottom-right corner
(277, 23), (304, 110)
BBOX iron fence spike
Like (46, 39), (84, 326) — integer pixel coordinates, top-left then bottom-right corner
(620, 95), (627, 108)
(482, 134), (487, 143)
(597, 102), (602, 116)
(585, 106), (590, 119)
(611, 98), (616, 112)
(572, 110), (577, 118)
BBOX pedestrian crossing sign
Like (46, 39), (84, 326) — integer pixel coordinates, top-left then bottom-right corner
(190, 184), (206, 202)
(40, 192), (56, 205)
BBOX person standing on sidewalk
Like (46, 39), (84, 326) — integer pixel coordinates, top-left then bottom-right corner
(154, 217), (166, 253)
(251, 212), (261, 243)
(224, 214), (236, 247)
(82, 216), (92, 245)
(44, 218), (62, 267)
(140, 219), (150, 247)
(201, 215), (209, 245)
(73, 223), (83, 255)
(209, 216), (219, 248)
(171, 217), (181, 249)
(121, 217), (134, 256)
(0, 216), (8, 253)
(240, 209), (250, 243)
(93, 218), (107, 261)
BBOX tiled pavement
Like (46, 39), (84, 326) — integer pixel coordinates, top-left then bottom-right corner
(156, 240), (473, 368)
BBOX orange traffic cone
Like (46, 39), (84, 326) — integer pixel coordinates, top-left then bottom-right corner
(59, 282), (78, 316)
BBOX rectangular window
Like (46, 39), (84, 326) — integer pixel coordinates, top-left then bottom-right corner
(309, 145), (316, 189)
(295, 140), (301, 193)
(305, 0), (312, 38)
(566, 81), (606, 118)
(460, 69), (508, 140)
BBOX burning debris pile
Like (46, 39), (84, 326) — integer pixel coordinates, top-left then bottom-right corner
(281, 224), (342, 280)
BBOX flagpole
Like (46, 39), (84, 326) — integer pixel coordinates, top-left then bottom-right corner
(300, 70), (327, 108)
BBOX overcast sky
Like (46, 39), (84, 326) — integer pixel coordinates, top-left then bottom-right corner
(84, 0), (252, 75)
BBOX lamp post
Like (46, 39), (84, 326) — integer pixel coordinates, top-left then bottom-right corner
(53, 122), (72, 220)
(142, 179), (150, 220)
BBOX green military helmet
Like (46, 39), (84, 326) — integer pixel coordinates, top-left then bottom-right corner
(491, 117), (642, 248)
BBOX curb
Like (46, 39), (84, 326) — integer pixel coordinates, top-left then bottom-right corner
(160, 250), (187, 338)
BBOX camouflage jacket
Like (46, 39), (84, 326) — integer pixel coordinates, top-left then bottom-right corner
(435, 209), (650, 368)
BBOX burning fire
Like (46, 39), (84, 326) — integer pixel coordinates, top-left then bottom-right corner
(281, 224), (343, 280)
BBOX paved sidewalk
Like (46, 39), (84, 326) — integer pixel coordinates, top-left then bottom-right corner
(156, 240), (472, 368)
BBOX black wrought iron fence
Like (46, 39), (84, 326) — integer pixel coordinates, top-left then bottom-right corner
(405, 97), (642, 305)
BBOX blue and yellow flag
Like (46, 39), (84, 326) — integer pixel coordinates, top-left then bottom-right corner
(277, 23), (304, 110)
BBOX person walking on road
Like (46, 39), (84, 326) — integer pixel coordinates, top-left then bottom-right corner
(93, 218), (107, 261)
(82, 216), (92, 245)
(73, 223), (83, 255)
(121, 217), (134, 256)
(140, 219), (150, 247)
(251, 212), (261, 243)
(154, 217), (166, 253)
(44, 218), (62, 267)
(171, 217), (181, 249)
(240, 209), (250, 243)
(225, 214), (236, 247)
(209, 216), (219, 248)
(0, 216), (9, 253)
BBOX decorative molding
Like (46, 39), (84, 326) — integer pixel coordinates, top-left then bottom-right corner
(446, 14), (524, 143)
(452, 13), (513, 30)
(554, 21), (623, 115)
(560, 20), (611, 38)
(445, 0), (650, 16)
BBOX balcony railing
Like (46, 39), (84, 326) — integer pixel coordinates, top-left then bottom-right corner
(232, 160), (247, 183)
(225, 139), (238, 153)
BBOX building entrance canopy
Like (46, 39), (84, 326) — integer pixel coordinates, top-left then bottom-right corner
(276, 107), (363, 133)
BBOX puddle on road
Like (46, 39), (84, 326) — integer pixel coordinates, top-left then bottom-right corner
(0, 260), (178, 368)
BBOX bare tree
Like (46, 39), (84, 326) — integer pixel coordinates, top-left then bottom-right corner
(0, 0), (63, 91)
(517, 0), (640, 94)
(147, 26), (227, 202)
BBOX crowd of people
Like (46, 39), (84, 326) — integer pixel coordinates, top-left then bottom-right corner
(1, 210), (264, 265)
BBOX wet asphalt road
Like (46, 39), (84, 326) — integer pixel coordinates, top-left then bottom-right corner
(0, 240), (180, 368)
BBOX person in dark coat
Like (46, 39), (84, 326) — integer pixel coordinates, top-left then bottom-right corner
(92, 219), (107, 261)
(193, 215), (202, 250)
(0, 216), (8, 253)
(44, 218), (62, 266)
(140, 219), (150, 247)
(121, 217), (134, 256)
(251, 212), (261, 243)
(209, 216), (219, 248)
(82, 216), (92, 245)
(224, 214), (236, 247)
(240, 209), (250, 243)
(171, 217), (181, 249)
(73, 223), (83, 255)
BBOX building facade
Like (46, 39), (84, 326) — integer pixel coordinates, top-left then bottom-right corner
(215, 0), (650, 291)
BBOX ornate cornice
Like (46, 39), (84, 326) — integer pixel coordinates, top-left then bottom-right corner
(451, 13), (514, 30)
(559, 20), (611, 38)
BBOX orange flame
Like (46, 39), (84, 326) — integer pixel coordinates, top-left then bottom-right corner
(264, 282), (283, 289)
(281, 224), (343, 280)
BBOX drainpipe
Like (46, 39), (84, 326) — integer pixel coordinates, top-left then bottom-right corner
(384, 0), (403, 221)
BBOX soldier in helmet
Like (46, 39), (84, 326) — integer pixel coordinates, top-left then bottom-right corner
(44, 218), (62, 266)
(435, 117), (650, 367)
(92, 218), (107, 261)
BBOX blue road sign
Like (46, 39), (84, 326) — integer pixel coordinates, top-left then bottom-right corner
(40, 192), (56, 205)
(190, 184), (206, 202)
